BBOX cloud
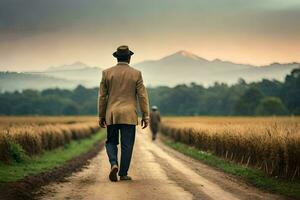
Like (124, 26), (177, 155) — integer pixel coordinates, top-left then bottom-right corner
(1, 0), (299, 34)
(0, 0), (299, 70)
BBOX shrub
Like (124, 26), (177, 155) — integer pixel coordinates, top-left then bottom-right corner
(8, 141), (29, 163)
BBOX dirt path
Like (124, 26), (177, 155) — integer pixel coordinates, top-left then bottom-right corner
(38, 128), (288, 200)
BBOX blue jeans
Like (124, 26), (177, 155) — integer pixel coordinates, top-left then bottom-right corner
(105, 124), (136, 176)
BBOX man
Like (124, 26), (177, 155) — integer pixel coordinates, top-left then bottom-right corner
(149, 106), (161, 141)
(98, 45), (150, 182)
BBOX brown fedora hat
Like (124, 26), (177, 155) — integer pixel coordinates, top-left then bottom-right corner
(113, 45), (134, 58)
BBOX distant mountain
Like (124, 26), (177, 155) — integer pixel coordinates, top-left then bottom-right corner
(134, 50), (299, 86)
(0, 52), (299, 91)
(46, 61), (91, 72)
(0, 62), (103, 91)
(30, 62), (103, 87)
(0, 72), (78, 92)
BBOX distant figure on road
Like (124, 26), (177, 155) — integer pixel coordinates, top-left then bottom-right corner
(150, 106), (161, 141)
(98, 45), (150, 182)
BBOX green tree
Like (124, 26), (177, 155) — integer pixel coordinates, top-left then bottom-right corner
(1, 69), (298, 116)
(62, 104), (79, 115)
(234, 87), (264, 115)
(255, 96), (288, 116)
(281, 68), (300, 115)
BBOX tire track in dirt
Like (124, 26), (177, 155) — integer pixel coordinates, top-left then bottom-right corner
(155, 137), (289, 200)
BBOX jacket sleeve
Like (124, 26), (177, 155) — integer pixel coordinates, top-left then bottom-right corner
(136, 71), (149, 119)
(98, 71), (108, 118)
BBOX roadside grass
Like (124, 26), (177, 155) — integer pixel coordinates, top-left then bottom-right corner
(0, 130), (105, 183)
(161, 136), (300, 199)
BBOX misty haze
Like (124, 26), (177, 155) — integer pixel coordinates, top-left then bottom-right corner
(1, 50), (299, 91)
(0, 0), (300, 200)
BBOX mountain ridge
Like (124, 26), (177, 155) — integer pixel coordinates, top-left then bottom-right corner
(134, 51), (299, 86)
(0, 50), (299, 90)
(0, 71), (78, 92)
(135, 50), (299, 68)
(45, 61), (101, 72)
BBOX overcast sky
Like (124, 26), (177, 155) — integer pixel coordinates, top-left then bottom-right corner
(0, 0), (300, 71)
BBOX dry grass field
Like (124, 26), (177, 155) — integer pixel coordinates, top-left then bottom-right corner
(161, 117), (300, 180)
(0, 116), (96, 128)
(0, 116), (99, 163)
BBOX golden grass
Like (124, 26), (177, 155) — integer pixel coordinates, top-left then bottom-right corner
(0, 117), (100, 163)
(161, 117), (300, 179)
(0, 116), (96, 129)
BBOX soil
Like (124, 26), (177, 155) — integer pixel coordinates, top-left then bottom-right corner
(0, 141), (105, 200)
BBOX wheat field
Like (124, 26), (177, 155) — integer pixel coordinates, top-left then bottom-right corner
(161, 117), (300, 179)
(0, 116), (99, 163)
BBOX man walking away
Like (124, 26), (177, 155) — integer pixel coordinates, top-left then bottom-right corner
(98, 45), (150, 182)
(150, 106), (161, 141)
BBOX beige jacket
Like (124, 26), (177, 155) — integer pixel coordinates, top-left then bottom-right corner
(98, 62), (149, 125)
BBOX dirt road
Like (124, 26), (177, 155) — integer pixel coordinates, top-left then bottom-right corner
(38, 128), (287, 200)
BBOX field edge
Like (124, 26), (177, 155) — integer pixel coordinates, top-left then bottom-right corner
(0, 130), (106, 200)
(160, 135), (300, 200)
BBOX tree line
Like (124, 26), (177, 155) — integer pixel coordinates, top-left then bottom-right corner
(0, 69), (299, 116)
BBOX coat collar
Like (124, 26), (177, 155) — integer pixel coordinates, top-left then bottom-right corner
(117, 62), (129, 65)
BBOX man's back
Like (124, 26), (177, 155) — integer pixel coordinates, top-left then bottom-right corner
(98, 62), (149, 125)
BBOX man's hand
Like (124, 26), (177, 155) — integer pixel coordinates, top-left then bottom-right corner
(99, 118), (107, 128)
(141, 118), (149, 129)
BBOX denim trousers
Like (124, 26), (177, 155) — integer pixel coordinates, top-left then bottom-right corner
(105, 124), (136, 176)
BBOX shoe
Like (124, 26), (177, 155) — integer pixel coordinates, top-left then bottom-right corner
(120, 175), (132, 181)
(109, 165), (118, 182)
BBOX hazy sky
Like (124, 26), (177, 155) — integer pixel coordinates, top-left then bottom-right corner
(1, 0), (300, 71)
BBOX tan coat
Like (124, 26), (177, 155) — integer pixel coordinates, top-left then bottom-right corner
(98, 63), (149, 125)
